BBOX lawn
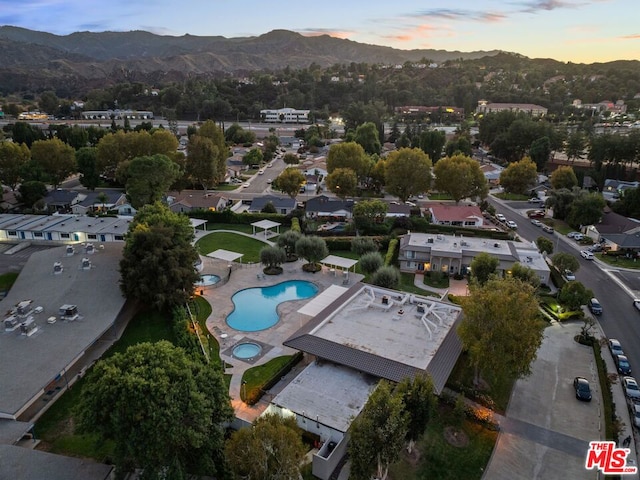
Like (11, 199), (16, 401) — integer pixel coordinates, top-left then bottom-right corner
(493, 192), (529, 201)
(214, 184), (242, 191)
(205, 223), (255, 234)
(597, 253), (640, 269)
(188, 296), (223, 368)
(398, 272), (434, 296)
(422, 271), (450, 289)
(196, 231), (268, 263)
(427, 192), (454, 200)
(0, 272), (19, 291)
(35, 309), (176, 459)
(389, 405), (498, 480)
(241, 355), (293, 403)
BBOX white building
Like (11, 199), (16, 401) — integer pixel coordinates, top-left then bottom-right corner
(260, 107), (310, 123)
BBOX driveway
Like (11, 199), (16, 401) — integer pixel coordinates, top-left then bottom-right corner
(484, 321), (601, 480)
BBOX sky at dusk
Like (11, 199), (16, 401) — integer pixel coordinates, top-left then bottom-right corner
(0, 0), (638, 63)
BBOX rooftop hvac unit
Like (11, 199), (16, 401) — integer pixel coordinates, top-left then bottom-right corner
(20, 316), (38, 336)
(81, 258), (91, 270)
(427, 238), (434, 244)
(85, 243), (95, 254)
(53, 262), (64, 274)
(59, 304), (79, 321)
(494, 243), (500, 248)
(4, 315), (19, 331)
(66, 245), (75, 256)
(15, 300), (33, 316)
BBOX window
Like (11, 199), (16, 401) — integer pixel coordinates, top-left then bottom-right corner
(7, 231), (16, 236)
(88, 234), (97, 240)
(115, 235), (124, 241)
(464, 221), (476, 226)
(406, 250), (415, 259)
(60, 233), (70, 239)
(33, 232), (43, 238)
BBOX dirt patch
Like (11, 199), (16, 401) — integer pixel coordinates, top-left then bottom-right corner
(444, 426), (469, 448)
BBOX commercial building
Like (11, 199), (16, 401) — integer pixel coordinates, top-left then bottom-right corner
(260, 107), (310, 123)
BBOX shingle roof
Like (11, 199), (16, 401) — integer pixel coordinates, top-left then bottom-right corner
(429, 205), (483, 222)
(305, 195), (353, 213)
(249, 195), (296, 211)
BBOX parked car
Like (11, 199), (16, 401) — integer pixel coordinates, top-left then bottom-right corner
(528, 197), (543, 204)
(615, 355), (632, 375)
(506, 220), (518, 229)
(542, 225), (554, 234)
(242, 182), (251, 188)
(266, 178), (272, 184)
(623, 377), (640, 399)
(567, 232), (585, 241)
(629, 402), (640, 428)
(609, 338), (624, 356)
(581, 250), (595, 260)
(531, 219), (542, 227)
(633, 299), (640, 311)
(563, 270), (576, 281)
(588, 244), (603, 252)
(496, 213), (506, 222)
(527, 210), (545, 218)
(588, 298), (603, 315)
(573, 376), (592, 402)
(258, 169), (265, 175)
(405, 201), (417, 207)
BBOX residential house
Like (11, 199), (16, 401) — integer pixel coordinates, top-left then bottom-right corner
(584, 209), (640, 252)
(70, 190), (127, 215)
(602, 179), (640, 202)
(386, 204), (412, 217)
(166, 191), (229, 213)
(399, 232), (550, 284)
(428, 205), (483, 227)
(248, 196), (296, 215)
(42, 190), (81, 214)
(305, 196), (354, 219)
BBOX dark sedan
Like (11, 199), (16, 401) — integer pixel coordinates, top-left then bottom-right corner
(615, 354), (632, 375)
(574, 376), (592, 402)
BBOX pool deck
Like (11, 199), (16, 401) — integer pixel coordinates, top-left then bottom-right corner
(199, 254), (363, 424)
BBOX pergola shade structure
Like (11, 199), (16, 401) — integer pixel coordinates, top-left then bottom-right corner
(206, 249), (244, 263)
(251, 219), (281, 237)
(320, 255), (359, 278)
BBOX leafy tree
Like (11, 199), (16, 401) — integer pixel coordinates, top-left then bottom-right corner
(510, 262), (541, 289)
(349, 381), (408, 480)
(565, 132), (586, 162)
(359, 252), (384, 275)
(259, 245), (286, 273)
(529, 136), (551, 171)
(351, 237), (379, 256)
(566, 191), (606, 228)
(551, 252), (580, 274)
(499, 156), (537, 195)
(612, 187), (640, 219)
(550, 166), (578, 190)
(10, 121), (45, 147)
(124, 154), (180, 208)
(275, 168), (305, 198)
(371, 265), (401, 289)
(282, 153), (299, 165)
(276, 230), (301, 260)
(295, 235), (329, 272)
(186, 135), (218, 190)
(260, 201), (276, 213)
(459, 277), (543, 385)
(469, 252), (499, 286)
(119, 203), (199, 311)
(18, 180), (47, 208)
(433, 154), (488, 204)
(76, 341), (233, 480)
(353, 199), (388, 225)
(243, 147), (263, 167)
(30, 137), (76, 187)
(419, 130), (446, 163)
(75, 147), (101, 190)
(224, 123), (255, 144)
(536, 236), (554, 255)
(354, 121), (381, 155)
(444, 136), (472, 157)
(225, 414), (306, 480)
(395, 373), (437, 453)
(558, 281), (593, 310)
(0, 140), (30, 189)
(326, 167), (358, 199)
(326, 142), (369, 180)
(38, 90), (59, 115)
(547, 187), (578, 220)
(384, 147), (432, 202)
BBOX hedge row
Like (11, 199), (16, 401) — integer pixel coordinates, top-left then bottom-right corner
(291, 217), (301, 233)
(385, 239), (398, 266)
(188, 209), (292, 226)
(244, 352), (303, 405)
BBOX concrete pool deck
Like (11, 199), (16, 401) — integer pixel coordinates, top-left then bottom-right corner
(199, 255), (364, 424)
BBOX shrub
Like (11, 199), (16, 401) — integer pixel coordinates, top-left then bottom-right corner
(291, 217), (301, 233)
(385, 238), (398, 266)
(261, 202), (276, 214)
(260, 246), (286, 272)
(371, 265), (400, 289)
(360, 252), (384, 275)
(295, 236), (329, 271)
(351, 237), (379, 255)
(277, 230), (301, 261)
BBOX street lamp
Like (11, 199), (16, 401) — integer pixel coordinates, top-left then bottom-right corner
(242, 380), (247, 401)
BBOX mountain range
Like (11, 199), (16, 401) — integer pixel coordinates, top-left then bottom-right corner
(0, 26), (501, 90)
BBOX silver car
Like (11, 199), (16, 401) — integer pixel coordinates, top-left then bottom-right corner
(624, 377), (640, 399)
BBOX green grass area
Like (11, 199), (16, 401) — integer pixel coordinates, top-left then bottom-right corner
(196, 231), (268, 263)
(0, 272), (19, 291)
(35, 309), (176, 458)
(422, 271), (450, 289)
(446, 351), (516, 414)
(241, 355), (293, 403)
(596, 253), (640, 269)
(398, 272), (433, 296)
(214, 184), (242, 191)
(188, 296), (224, 368)
(389, 404), (498, 480)
(427, 192), (454, 200)
(205, 223), (255, 233)
(493, 192), (529, 201)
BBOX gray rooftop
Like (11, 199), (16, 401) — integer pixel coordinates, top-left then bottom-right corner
(271, 361), (377, 433)
(0, 445), (113, 480)
(404, 232), (514, 259)
(0, 244), (126, 418)
(0, 419), (32, 445)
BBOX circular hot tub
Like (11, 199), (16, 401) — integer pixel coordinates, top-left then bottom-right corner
(232, 342), (262, 359)
(195, 274), (221, 287)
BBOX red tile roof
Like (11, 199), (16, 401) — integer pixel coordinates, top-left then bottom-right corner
(429, 205), (483, 222)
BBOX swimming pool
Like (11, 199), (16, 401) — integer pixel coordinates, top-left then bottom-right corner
(233, 342), (262, 359)
(226, 280), (318, 331)
(195, 274), (221, 286)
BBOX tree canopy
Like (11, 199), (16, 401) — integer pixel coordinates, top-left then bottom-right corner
(354, 121), (381, 155)
(550, 166), (578, 190)
(295, 235), (329, 271)
(326, 167), (358, 199)
(469, 252), (499, 285)
(418, 130), (445, 163)
(275, 168), (306, 198)
(119, 203), (199, 310)
(552, 252), (580, 274)
(76, 341), (233, 480)
(124, 154), (181, 208)
(384, 147), (432, 202)
(30, 137), (76, 187)
(433, 154), (488, 204)
(0, 140), (30, 189)
(75, 147), (101, 191)
(326, 142), (369, 180)
(499, 156), (537, 195)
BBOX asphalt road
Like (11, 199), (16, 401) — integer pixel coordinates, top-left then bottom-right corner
(492, 197), (640, 391)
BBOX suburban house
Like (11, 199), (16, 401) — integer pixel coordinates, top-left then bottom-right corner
(386, 204), (412, 218)
(248, 196), (297, 215)
(70, 190), (128, 215)
(270, 282), (463, 479)
(428, 205), (484, 227)
(305, 196), (354, 220)
(166, 191), (229, 213)
(42, 190), (82, 213)
(602, 179), (640, 202)
(584, 209), (640, 252)
(304, 175), (320, 193)
(481, 163), (502, 184)
(399, 232), (550, 284)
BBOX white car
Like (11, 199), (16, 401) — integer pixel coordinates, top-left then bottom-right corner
(496, 213), (506, 222)
(634, 299), (640, 312)
(506, 220), (518, 230)
(567, 232), (584, 241)
(563, 270), (576, 281)
(405, 201), (417, 207)
(580, 250), (594, 260)
(624, 377), (640, 399)
(242, 182), (250, 188)
(610, 339), (624, 356)
(528, 197), (542, 204)
(266, 178), (272, 184)
(267, 163), (273, 168)
(630, 403), (640, 428)
(531, 219), (542, 227)
(258, 169), (265, 175)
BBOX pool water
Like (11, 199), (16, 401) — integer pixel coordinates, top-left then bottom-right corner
(226, 280), (318, 331)
(195, 274), (221, 286)
(233, 342), (262, 359)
